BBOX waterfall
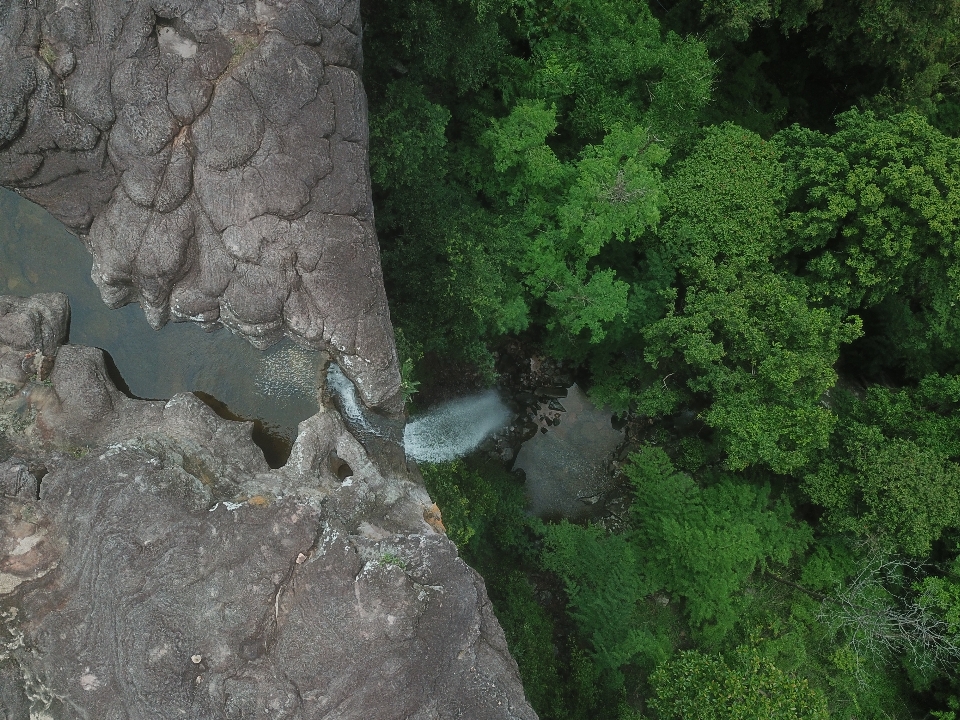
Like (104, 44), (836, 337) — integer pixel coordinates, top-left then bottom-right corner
(402, 390), (512, 463)
(326, 363), (377, 435)
(326, 364), (512, 462)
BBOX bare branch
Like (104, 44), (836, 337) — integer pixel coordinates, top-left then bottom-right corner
(814, 552), (960, 686)
(602, 169), (648, 204)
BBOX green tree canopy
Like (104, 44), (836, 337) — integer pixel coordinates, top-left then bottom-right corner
(661, 0), (960, 117)
(805, 377), (960, 554)
(633, 124), (861, 472)
(649, 645), (830, 720)
(541, 447), (810, 680)
(777, 110), (960, 377)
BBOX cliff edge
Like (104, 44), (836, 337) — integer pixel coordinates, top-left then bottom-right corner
(0, 293), (537, 719)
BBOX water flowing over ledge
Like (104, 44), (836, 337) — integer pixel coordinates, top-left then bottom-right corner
(327, 364), (512, 463)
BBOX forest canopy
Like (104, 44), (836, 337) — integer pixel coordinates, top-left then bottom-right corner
(362, 1), (960, 717)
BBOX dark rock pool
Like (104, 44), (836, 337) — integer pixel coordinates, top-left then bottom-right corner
(0, 188), (320, 465)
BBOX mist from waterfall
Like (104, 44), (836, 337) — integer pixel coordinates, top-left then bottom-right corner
(326, 364), (512, 462)
(402, 390), (512, 462)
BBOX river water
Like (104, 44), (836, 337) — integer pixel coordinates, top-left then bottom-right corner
(0, 188), (320, 465)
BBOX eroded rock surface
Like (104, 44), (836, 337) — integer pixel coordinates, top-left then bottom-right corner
(0, 295), (537, 719)
(0, 0), (402, 413)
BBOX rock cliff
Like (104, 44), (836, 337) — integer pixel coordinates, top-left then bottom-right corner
(0, 293), (537, 719)
(0, 0), (538, 715)
(0, 0), (402, 413)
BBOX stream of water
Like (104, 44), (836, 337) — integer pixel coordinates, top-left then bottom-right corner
(327, 363), (513, 462)
(403, 391), (512, 462)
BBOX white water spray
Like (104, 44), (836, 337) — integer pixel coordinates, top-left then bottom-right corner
(326, 364), (513, 461)
(402, 390), (512, 463)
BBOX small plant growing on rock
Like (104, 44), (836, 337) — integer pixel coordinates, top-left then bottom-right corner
(226, 35), (258, 74)
(20, 503), (38, 525)
(400, 358), (420, 404)
(394, 328), (422, 406)
(379, 552), (407, 569)
(38, 41), (56, 67)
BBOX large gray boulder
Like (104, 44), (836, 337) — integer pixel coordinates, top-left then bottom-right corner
(0, 296), (537, 719)
(0, 0), (402, 414)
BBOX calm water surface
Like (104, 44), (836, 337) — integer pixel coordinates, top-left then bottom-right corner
(0, 188), (319, 464)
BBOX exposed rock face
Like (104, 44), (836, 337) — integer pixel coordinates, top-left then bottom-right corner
(0, 0), (402, 413)
(0, 1), (537, 715)
(0, 293), (537, 719)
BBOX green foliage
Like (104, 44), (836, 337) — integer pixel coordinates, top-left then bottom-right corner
(379, 552), (407, 569)
(661, 0), (960, 123)
(38, 41), (56, 66)
(779, 110), (960, 303)
(394, 327), (423, 404)
(417, 458), (577, 719)
(512, 0), (714, 141)
(365, 1), (530, 364)
(542, 521), (669, 681)
(399, 357), (420, 403)
(499, 121), (667, 348)
(368, 81), (452, 200)
(805, 380), (960, 554)
(814, 551), (960, 687)
(419, 460), (499, 548)
(364, 1), (960, 716)
(482, 100), (569, 202)
(792, 0), (960, 106)
(648, 644), (830, 719)
(809, 439), (960, 555)
(483, 571), (566, 718)
(645, 124), (861, 472)
(366, 0), (714, 366)
(712, 541), (928, 717)
(777, 110), (960, 377)
(540, 447), (810, 691)
(627, 448), (811, 638)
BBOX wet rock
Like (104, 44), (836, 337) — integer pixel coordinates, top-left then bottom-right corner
(0, 0), (402, 415)
(0, 294), (537, 720)
(536, 386), (568, 399)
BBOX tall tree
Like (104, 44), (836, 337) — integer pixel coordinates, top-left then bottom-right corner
(601, 124), (861, 472)
(777, 110), (960, 379)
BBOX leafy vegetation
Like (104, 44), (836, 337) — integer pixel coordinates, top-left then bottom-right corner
(365, 0), (960, 716)
(649, 644), (829, 720)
